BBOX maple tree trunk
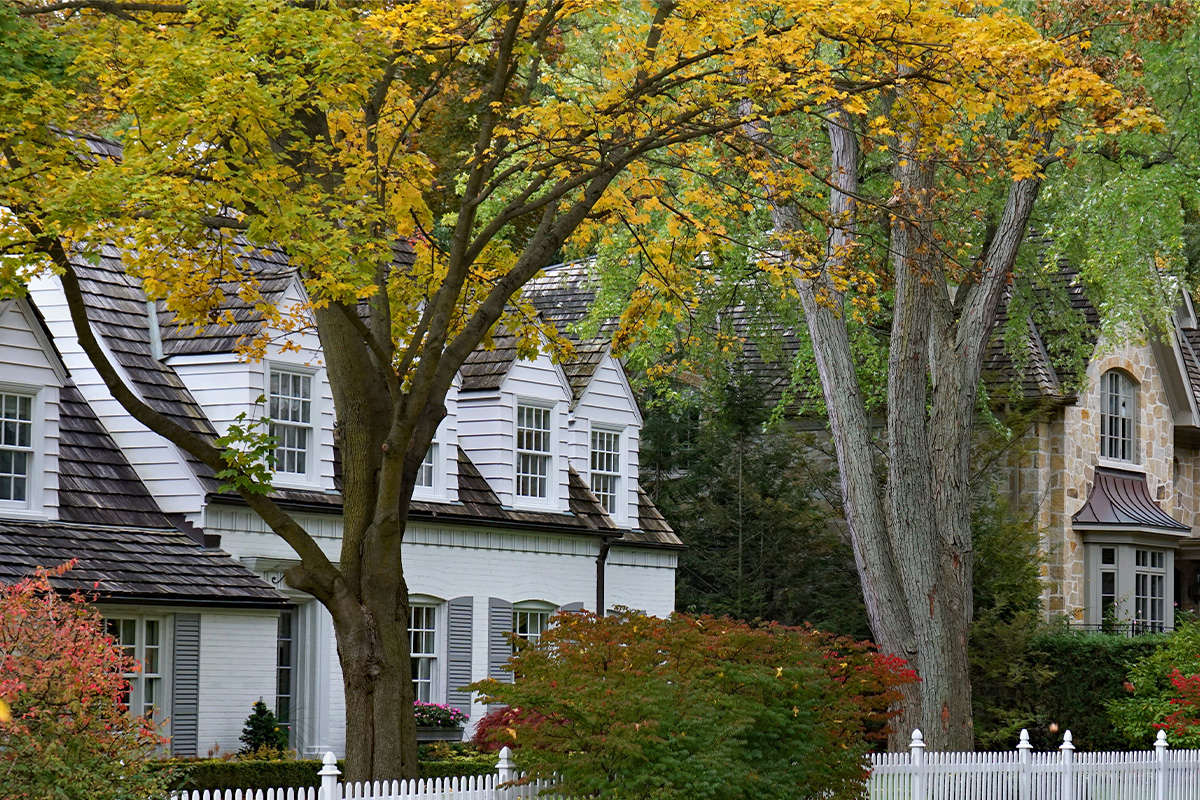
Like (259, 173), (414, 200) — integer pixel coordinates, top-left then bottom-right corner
(332, 589), (420, 783)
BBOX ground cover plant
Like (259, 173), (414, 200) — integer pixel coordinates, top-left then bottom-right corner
(472, 611), (914, 800)
(0, 563), (167, 800)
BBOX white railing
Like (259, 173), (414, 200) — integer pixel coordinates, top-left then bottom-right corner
(867, 728), (1200, 800)
(172, 746), (548, 800)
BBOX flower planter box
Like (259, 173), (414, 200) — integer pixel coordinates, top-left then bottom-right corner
(416, 726), (465, 742)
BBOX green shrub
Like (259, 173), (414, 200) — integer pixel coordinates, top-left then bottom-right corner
(972, 621), (1166, 751)
(160, 751), (497, 791)
(1107, 620), (1200, 747)
(471, 611), (915, 800)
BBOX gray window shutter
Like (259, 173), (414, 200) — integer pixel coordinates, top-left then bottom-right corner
(487, 597), (514, 683)
(559, 602), (585, 613)
(445, 596), (473, 713)
(171, 613), (201, 757)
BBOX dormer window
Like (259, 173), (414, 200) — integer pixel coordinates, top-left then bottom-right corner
(1100, 370), (1136, 462)
(590, 428), (621, 515)
(269, 368), (313, 477)
(415, 444), (436, 489)
(516, 403), (552, 499)
(0, 392), (34, 504)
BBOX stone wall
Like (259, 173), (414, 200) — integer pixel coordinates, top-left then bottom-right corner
(1027, 335), (1178, 619)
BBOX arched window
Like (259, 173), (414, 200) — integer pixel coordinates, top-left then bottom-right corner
(1100, 370), (1136, 462)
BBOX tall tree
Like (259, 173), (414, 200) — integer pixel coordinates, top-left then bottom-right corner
(640, 372), (870, 638)
(0, 0), (1024, 777)
(585, 3), (1162, 749)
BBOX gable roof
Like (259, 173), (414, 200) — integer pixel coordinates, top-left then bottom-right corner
(0, 344), (283, 606)
(57, 382), (176, 530)
(460, 259), (616, 400)
(60, 233), (679, 546)
(70, 252), (221, 491)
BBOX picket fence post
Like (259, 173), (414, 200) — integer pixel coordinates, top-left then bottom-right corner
(496, 745), (518, 800)
(318, 751), (340, 800)
(1154, 729), (1169, 800)
(909, 729), (927, 800)
(1017, 728), (1033, 800)
(1060, 730), (1075, 800)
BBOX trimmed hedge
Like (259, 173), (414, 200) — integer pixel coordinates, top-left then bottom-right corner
(158, 755), (497, 791)
(972, 624), (1168, 752)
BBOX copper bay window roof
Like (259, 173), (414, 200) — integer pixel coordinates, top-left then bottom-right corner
(1072, 466), (1190, 535)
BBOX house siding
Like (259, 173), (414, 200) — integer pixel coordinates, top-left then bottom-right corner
(197, 610), (280, 756)
(573, 357), (643, 525)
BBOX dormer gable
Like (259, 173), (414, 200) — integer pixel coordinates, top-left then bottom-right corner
(458, 346), (573, 512)
(0, 297), (68, 520)
(570, 349), (643, 527)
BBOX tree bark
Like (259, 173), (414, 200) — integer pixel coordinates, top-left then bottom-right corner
(747, 108), (1045, 750)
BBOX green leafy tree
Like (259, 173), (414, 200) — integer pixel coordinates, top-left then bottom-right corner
(471, 611), (915, 800)
(0, 563), (168, 800)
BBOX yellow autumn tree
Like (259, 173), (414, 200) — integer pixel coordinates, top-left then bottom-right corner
(0, 0), (1154, 775)
(583, 1), (1167, 750)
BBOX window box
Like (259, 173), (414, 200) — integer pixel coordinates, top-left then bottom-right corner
(415, 726), (465, 742)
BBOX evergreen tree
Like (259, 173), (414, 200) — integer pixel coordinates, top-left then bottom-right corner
(641, 370), (870, 639)
(240, 700), (289, 755)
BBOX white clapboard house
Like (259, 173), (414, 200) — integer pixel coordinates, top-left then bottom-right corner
(1, 244), (679, 759)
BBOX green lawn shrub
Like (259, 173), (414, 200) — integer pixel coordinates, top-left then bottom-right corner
(160, 747), (496, 791)
(971, 620), (1167, 751)
(471, 610), (915, 800)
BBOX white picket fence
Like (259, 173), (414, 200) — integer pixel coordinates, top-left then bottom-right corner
(173, 730), (1200, 800)
(867, 728), (1200, 800)
(172, 747), (547, 800)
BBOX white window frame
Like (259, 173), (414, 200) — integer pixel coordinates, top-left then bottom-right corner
(514, 400), (556, 507)
(0, 386), (40, 514)
(104, 614), (170, 727)
(409, 599), (442, 704)
(412, 442), (438, 495)
(589, 425), (623, 519)
(1086, 541), (1174, 633)
(511, 600), (557, 654)
(266, 364), (318, 486)
(1099, 370), (1137, 463)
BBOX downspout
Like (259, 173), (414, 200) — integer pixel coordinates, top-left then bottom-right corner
(595, 538), (612, 615)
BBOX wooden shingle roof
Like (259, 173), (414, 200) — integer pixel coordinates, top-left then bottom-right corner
(0, 521), (286, 606)
(57, 383), (175, 530)
(460, 259), (615, 399)
(2, 367), (283, 607)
